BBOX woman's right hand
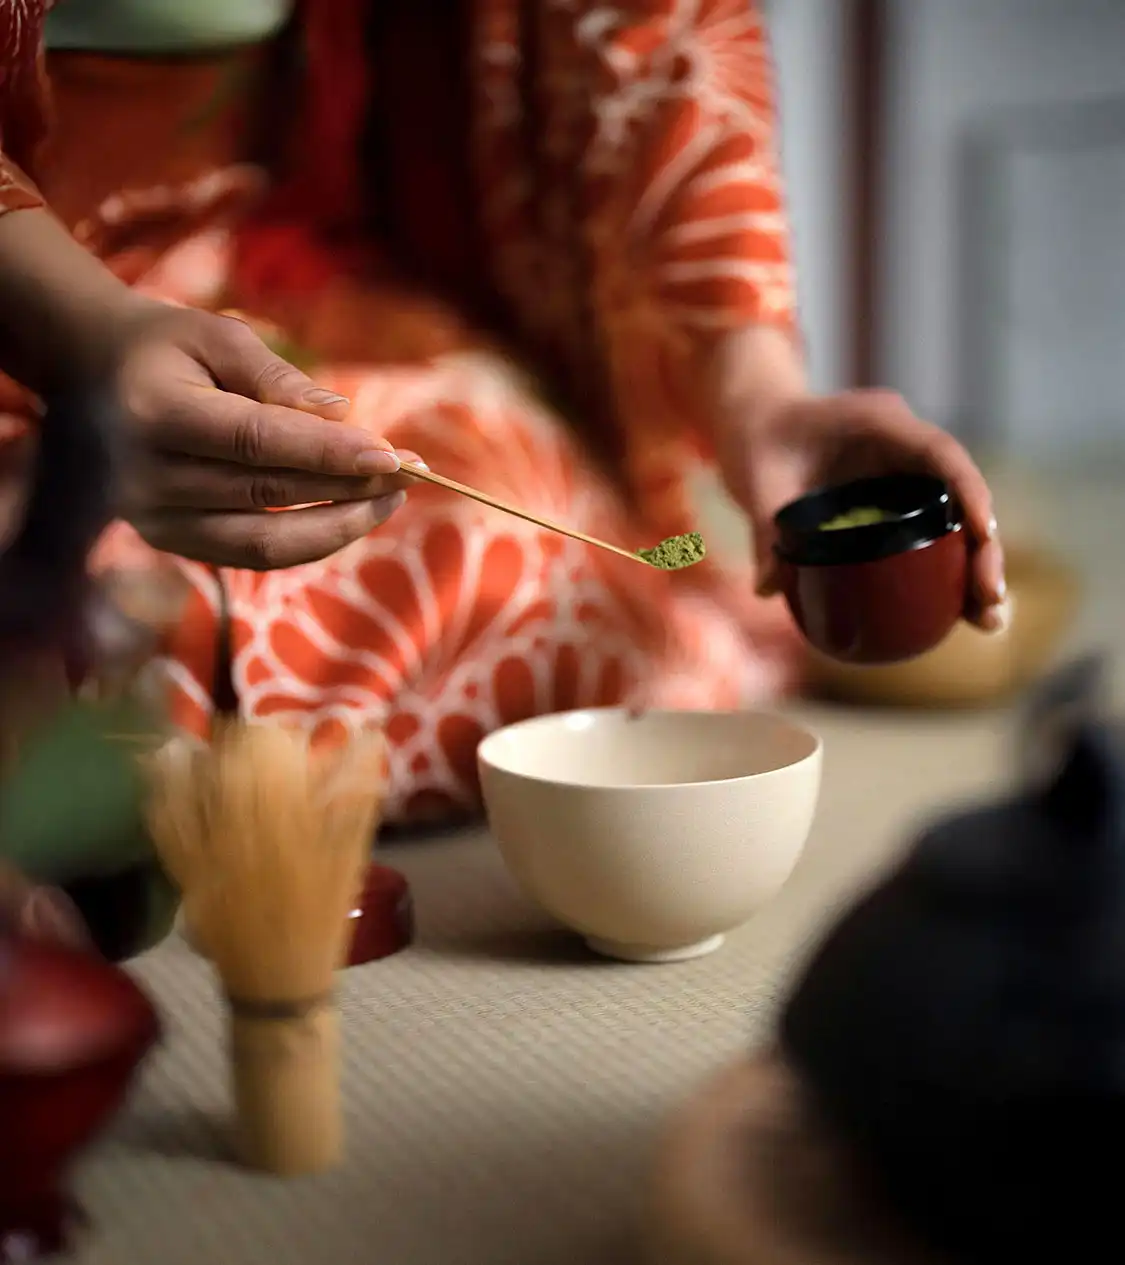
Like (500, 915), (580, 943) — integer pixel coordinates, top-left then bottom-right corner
(0, 208), (411, 569)
(0, 202), (412, 569)
(112, 302), (412, 569)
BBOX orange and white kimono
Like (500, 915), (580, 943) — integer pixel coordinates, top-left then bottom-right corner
(0, 0), (802, 823)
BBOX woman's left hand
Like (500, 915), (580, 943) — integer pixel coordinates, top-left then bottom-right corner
(717, 389), (1008, 633)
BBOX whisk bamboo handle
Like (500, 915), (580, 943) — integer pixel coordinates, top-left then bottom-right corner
(398, 461), (648, 566)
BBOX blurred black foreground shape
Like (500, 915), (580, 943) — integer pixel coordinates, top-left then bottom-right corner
(782, 653), (1124, 1265)
(0, 392), (118, 668)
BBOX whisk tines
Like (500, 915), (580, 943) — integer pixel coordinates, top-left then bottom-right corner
(142, 717), (387, 1175)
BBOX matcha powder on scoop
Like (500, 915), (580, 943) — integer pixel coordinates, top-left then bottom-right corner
(637, 531), (707, 571)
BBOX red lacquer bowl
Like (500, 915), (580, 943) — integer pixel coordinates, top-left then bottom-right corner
(774, 474), (969, 666)
(0, 935), (161, 1262)
(180, 860), (414, 967)
(346, 862), (414, 966)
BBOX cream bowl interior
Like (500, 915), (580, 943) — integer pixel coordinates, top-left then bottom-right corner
(480, 709), (819, 788)
(478, 709), (822, 963)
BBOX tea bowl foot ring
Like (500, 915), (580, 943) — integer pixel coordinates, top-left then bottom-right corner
(585, 934), (724, 963)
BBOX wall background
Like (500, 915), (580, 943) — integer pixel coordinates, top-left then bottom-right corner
(768, 0), (1125, 465)
(768, 0), (853, 396)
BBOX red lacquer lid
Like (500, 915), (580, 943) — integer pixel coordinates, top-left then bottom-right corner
(0, 936), (160, 1073)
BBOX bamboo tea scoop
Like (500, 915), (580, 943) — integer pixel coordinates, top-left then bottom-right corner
(398, 460), (649, 565)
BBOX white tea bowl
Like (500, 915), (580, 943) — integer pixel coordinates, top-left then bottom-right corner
(478, 709), (822, 963)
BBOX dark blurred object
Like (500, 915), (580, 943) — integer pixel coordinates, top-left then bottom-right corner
(0, 391), (181, 961)
(0, 393), (163, 1260)
(0, 391), (121, 776)
(807, 543), (1081, 708)
(1015, 652), (1107, 778)
(646, 1055), (947, 1265)
(781, 653), (1123, 1264)
(0, 932), (160, 1262)
(774, 475), (967, 665)
(0, 390), (164, 1259)
(0, 696), (172, 961)
(0, 392), (119, 665)
(61, 866), (177, 964)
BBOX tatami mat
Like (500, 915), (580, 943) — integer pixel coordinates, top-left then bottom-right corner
(74, 469), (1121, 1265)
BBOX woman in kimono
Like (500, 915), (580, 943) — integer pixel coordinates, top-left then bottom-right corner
(0, 0), (1006, 824)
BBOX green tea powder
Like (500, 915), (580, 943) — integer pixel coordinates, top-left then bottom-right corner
(638, 531), (707, 571)
(819, 507), (896, 532)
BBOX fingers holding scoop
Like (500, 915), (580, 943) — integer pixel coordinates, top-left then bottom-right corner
(134, 491), (408, 570)
(130, 452), (410, 514)
(152, 386), (403, 478)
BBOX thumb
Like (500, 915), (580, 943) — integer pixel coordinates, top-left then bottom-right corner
(203, 314), (352, 421)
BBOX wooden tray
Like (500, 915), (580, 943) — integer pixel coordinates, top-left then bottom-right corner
(645, 1055), (950, 1265)
(807, 544), (1080, 709)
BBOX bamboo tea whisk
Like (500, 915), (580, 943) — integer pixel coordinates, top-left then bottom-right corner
(144, 720), (387, 1175)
